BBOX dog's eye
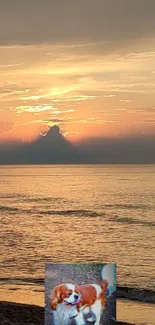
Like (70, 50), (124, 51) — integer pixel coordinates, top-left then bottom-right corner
(67, 292), (72, 297)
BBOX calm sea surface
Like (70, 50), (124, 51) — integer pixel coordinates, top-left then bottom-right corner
(0, 165), (155, 303)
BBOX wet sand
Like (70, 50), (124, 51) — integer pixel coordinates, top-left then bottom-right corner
(0, 301), (133, 325)
(1, 264), (155, 324)
(117, 299), (155, 325)
(1, 285), (155, 324)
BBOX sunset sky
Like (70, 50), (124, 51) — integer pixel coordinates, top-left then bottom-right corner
(0, 0), (155, 144)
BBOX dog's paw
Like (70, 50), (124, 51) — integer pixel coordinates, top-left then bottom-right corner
(87, 315), (96, 322)
(75, 320), (85, 325)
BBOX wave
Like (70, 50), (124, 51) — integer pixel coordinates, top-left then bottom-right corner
(0, 277), (154, 303)
(1, 194), (154, 213)
(0, 194), (26, 199)
(24, 197), (65, 203)
(103, 203), (154, 210)
(109, 215), (155, 227)
(1, 196), (154, 210)
(0, 277), (44, 285)
(1, 205), (155, 227)
(0, 205), (19, 212)
(41, 209), (103, 217)
(117, 286), (155, 303)
(0, 194), (68, 203)
(0, 205), (103, 217)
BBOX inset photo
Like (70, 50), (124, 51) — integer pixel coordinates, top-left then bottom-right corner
(45, 263), (116, 325)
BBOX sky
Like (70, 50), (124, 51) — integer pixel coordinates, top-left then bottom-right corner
(0, 0), (155, 158)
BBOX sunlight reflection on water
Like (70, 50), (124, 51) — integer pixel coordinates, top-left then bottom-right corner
(0, 165), (155, 292)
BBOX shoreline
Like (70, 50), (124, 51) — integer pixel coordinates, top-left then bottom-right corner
(0, 301), (134, 325)
(117, 286), (155, 303)
(1, 279), (155, 304)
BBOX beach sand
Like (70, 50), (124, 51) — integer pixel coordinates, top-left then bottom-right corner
(0, 301), (133, 325)
(1, 284), (155, 324)
(117, 299), (155, 325)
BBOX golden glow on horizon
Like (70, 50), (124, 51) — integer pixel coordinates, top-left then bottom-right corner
(0, 40), (155, 143)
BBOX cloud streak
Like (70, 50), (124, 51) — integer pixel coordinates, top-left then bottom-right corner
(16, 105), (56, 113)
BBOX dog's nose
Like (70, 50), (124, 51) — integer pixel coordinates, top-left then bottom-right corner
(74, 294), (79, 300)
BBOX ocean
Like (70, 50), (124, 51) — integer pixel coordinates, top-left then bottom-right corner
(0, 164), (155, 324)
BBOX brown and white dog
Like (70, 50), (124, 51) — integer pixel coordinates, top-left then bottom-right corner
(50, 265), (116, 325)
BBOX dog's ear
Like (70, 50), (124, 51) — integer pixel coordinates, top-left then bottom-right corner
(50, 284), (66, 310)
(50, 285), (61, 310)
(50, 297), (58, 310)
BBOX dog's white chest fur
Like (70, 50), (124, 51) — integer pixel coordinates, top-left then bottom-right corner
(53, 303), (78, 325)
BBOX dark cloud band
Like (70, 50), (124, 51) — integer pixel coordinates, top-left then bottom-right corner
(0, 0), (155, 46)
